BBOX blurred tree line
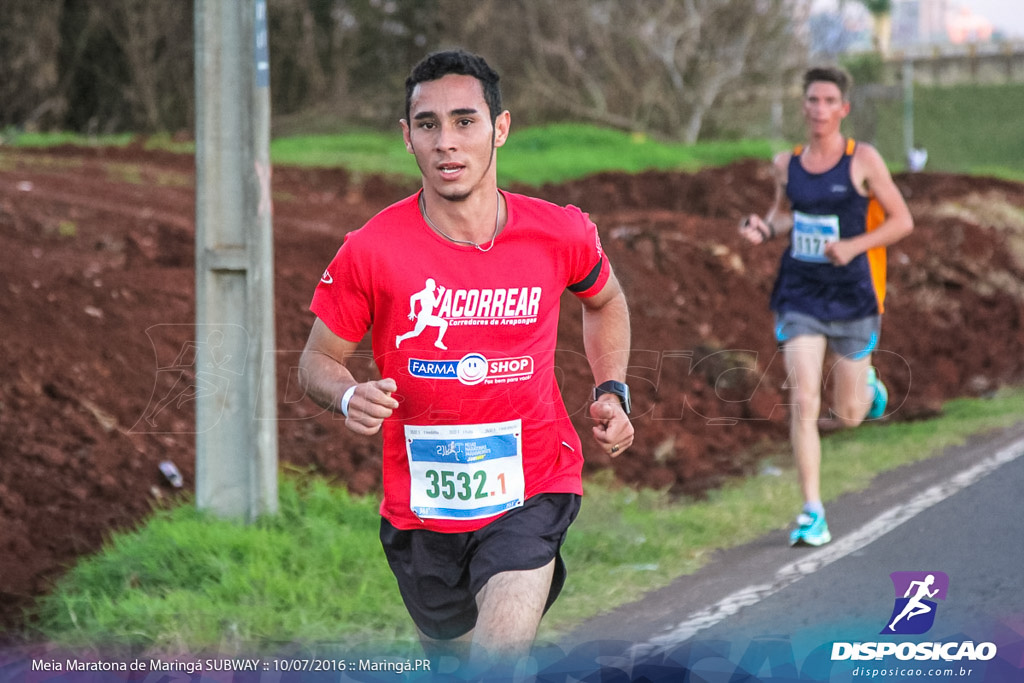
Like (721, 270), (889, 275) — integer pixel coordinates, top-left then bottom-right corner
(0, 0), (812, 143)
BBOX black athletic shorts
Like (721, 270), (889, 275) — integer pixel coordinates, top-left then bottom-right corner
(379, 492), (582, 640)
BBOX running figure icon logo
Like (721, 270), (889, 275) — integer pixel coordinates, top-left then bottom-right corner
(881, 571), (949, 635)
(396, 278), (449, 350)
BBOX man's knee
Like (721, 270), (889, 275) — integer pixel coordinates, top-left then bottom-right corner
(789, 385), (822, 421)
(418, 627), (472, 661)
(830, 388), (871, 427)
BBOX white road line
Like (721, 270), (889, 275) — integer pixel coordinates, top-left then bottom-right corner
(633, 439), (1024, 655)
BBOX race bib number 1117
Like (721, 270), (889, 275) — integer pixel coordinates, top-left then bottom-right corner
(791, 211), (840, 263)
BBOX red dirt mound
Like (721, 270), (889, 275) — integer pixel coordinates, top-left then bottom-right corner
(2, 145), (1024, 638)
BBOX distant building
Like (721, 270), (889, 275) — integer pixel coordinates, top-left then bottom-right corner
(893, 0), (951, 46)
(810, 0), (1005, 56)
(893, 0), (995, 47)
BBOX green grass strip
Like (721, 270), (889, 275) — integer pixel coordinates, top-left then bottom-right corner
(10, 123), (1023, 183)
(9, 124), (780, 187)
(31, 479), (415, 655)
(268, 124), (780, 186)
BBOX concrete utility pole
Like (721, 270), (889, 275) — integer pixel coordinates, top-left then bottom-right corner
(902, 58), (915, 158)
(193, 0), (278, 520)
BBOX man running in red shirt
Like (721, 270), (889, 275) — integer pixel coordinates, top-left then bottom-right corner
(299, 49), (634, 670)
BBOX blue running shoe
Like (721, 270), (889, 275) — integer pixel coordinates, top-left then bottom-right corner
(866, 367), (888, 420)
(789, 510), (832, 546)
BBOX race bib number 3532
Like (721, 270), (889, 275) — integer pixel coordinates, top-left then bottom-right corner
(405, 420), (525, 520)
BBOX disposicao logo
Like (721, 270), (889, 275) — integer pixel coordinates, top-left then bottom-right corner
(831, 571), (998, 663)
(882, 571), (948, 635)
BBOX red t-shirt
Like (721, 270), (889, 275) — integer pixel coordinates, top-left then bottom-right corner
(310, 190), (610, 532)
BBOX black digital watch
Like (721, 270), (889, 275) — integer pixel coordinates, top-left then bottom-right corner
(592, 380), (631, 415)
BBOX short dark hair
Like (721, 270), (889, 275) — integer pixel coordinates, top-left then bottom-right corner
(802, 66), (853, 100)
(405, 49), (503, 123)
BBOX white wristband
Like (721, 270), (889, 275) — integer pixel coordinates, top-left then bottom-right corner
(340, 385), (357, 417)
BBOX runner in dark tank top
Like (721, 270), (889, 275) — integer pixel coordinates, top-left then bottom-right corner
(738, 66), (913, 548)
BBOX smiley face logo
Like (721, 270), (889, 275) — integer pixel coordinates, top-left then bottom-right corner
(456, 353), (489, 385)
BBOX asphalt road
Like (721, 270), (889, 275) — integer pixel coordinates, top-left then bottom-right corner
(563, 421), (1024, 682)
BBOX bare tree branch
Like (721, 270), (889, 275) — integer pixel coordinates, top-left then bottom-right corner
(442, 0), (810, 142)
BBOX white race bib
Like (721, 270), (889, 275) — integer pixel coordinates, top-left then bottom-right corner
(791, 211), (840, 263)
(406, 420), (525, 520)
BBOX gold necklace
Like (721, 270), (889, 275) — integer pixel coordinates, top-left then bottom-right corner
(419, 191), (501, 253)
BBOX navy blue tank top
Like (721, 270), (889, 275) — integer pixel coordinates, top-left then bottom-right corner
(769, 141), (881, 321)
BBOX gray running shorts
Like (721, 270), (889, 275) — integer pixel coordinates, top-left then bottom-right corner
(773, 310), (880, 360)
